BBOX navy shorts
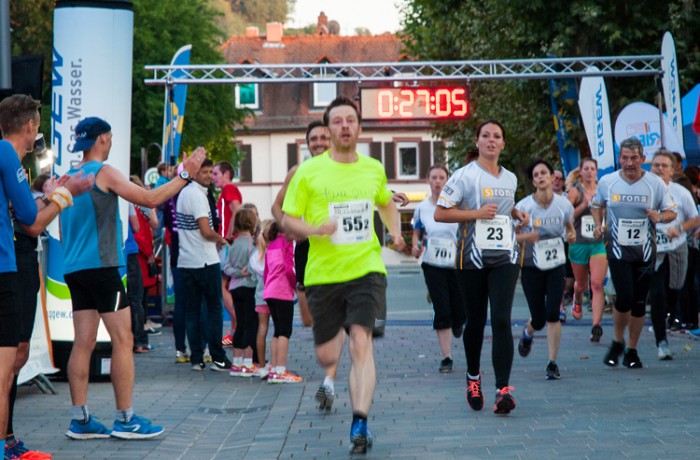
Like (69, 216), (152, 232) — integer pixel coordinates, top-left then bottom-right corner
(64, 267), (128, 313)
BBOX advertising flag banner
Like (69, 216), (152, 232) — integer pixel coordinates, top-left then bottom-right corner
(549, 77), (581, 176)
(161, 44), (192, 165)
(614, 101), (685, 167)
(578, 66), (616, 177)
(681, 84), (699, 164)
(661, 32), (684, 149)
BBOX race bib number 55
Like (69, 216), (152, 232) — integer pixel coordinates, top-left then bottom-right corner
(329, 200), (373, 245)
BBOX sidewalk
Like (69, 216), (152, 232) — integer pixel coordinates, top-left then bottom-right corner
(15, 310), (700, 459)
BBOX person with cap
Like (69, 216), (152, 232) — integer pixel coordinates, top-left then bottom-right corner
(60, 117), (205, 440)
(0, 94), (92, 460)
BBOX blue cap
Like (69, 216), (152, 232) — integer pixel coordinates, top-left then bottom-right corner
(71, 117), (111, 152)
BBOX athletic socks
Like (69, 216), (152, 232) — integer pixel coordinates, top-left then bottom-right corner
(323, 376), (335, 393)
(116, 408), (134, 423)
(71, 405), (90, 423)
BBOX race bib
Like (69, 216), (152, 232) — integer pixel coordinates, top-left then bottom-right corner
(475, 215), (513, 250)
(329, 200), (373, 245)
(581, 215), (596, 239)
(655, 223), (683, 253)
(618, 219), (648, 246)
(534, 237), (566, 270)
(423, 237), (456, 268)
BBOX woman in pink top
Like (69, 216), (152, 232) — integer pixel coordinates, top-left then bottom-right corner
(264, 221), (302, 383)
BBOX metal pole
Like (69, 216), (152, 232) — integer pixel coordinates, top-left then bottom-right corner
(0, 0), (12, 90)
(656, 75), (665, 148)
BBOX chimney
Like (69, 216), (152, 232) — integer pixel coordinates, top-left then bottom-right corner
(317, 11), (328, 30)
(266, 22), (283, 43)
(245, 26), (259, 37)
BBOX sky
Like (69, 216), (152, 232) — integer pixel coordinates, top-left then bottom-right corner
(288, 0), (406, 35)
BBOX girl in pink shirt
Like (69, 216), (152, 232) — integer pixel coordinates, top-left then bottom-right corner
(264, 221), (302, 383)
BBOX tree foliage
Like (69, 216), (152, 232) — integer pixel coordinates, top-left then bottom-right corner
(401, 0), (700, 185)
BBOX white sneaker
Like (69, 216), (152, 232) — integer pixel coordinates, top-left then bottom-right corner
(203, 348), (212, 363)
(657, 340), (673, 360)
(259, 364), (272, 380)
(145, 319), (162, 330)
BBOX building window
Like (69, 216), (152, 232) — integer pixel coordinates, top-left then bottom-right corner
(235, 83), (259, 109)
(397, 142), (419, 179)
(356, 142), (370, 156)
(312, 82), (336, 108)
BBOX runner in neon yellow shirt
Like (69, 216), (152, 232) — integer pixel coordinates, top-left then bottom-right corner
(282, 96), (404, 455)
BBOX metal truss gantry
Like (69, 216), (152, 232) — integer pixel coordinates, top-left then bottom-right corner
(145, 55), (663, 86)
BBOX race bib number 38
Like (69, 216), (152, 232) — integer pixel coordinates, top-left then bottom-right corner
(475, 215), (513, 250)
(581, 215), (596, 239)
(329, 200), (373, 245)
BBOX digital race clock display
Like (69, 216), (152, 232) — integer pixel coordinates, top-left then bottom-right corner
(360, 86), (470, 121)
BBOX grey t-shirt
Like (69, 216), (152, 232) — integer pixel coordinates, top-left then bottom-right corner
(437, 161), (519, 269)
(591, 170), (675, 262)
(515, 193), (574, 268)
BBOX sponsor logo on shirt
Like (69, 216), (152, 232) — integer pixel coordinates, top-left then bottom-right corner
(611, 194), (648, 203)
(482, 187), (515, 199)
(443, 185), (454, 196)
(533, 217), (562, 227)
(16, 168), (27, 183)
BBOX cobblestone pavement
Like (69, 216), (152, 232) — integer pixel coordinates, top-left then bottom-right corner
(14, 284), (700, 459)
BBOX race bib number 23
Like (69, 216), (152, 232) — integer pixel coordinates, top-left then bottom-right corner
(475, 215), (513, 250)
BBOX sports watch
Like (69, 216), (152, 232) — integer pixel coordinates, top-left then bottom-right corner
(179, 170), (192, 182)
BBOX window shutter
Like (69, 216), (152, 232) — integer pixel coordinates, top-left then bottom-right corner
(287, 143), (298, 170)
(370, 142), (382, 162)
(419, 141), (431, 179)
(239, 144), (252, 182)
(384, 142), (395, 179)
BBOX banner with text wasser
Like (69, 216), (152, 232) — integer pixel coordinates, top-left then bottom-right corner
(161, 44), (191, 165)
(662, 31), (684, 150)
(48, 2), (134, 342)
(549, 77), (580, 177)
(578, 66), (616, 177)
(614, 101), (685, 166)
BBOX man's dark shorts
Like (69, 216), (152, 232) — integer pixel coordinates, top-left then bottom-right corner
(16, 244), (40, 343)
(0, 272), (20, 347)
(64, 267), (128, 313)
(306, 272), (386, 345)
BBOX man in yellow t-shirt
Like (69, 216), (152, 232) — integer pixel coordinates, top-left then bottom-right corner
(282, 96), (404, 455)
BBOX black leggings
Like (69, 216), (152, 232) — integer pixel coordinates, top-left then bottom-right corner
(521, 265), (565, 330)
(649, 255), (678, 345)
(231, 287), (258, 350)
(267, 298), (294, 339)
(457, 264), (520, 389)
(608, 258), (654, 318)
(422, 263), (465, 330)
(680, 246), (699, 327)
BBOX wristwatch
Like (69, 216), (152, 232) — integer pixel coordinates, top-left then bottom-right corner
(179, 170), (192, 182)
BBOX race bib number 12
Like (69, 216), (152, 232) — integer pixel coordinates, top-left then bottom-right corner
(618, 219), (647, 246)
(329, 200), (373, 245)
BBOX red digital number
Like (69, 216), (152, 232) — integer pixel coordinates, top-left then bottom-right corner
(377, 90), (393, 118)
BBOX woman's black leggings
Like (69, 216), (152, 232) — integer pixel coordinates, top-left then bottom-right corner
(266, 298), (294, 339)
(421, 263), (466, 330)
(521, 265), (565, 330)
(457, 264), (520, 389)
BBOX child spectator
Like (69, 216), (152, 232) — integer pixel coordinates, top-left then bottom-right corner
(264, 221), (302, 383)
(224, 207), (259, 377)
(251, 219), (274, 379)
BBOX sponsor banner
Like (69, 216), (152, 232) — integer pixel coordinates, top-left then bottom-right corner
(681, 84), (700, 164)
(661, 32), (684, 149)
(578, 66), (616, 177)
(161, 44), (192, 165)
(549, 77), (580, 176)
(49, 4), (133, 343)
(613, 101), (685, 168)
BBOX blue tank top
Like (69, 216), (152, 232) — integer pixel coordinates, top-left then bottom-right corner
(60, 161), (124, 274)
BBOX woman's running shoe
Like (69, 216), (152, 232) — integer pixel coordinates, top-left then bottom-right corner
(221, 334), (233, 348)
(4, 440), (52, 459)
(493, 386), (516, 414)
(268, 370), (303, 383)
(590, 324), (603, 342)
(111, 414), (164, 440)
(466, 373), (483, 411)
(571, 301), (583, 320)
(65, 416), (111, 440)
(230, 363), (259, 377)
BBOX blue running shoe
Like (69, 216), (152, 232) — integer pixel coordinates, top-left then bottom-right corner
(65, 416), (112, 440)
(349, 418), (373, 455)
(111, 414), (164, 439)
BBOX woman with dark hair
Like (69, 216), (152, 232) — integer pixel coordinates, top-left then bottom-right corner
(412, 163), (464, 374)
(515, 159), (575, 380)
(435, 120), (529, 415)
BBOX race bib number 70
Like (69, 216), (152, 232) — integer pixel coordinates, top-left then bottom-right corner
(329, 200), (373, 245)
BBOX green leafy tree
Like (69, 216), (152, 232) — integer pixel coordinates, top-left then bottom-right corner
(402, 0), (700, 188)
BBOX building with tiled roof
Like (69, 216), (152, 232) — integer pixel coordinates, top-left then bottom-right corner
(224, 14), (449, 260)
